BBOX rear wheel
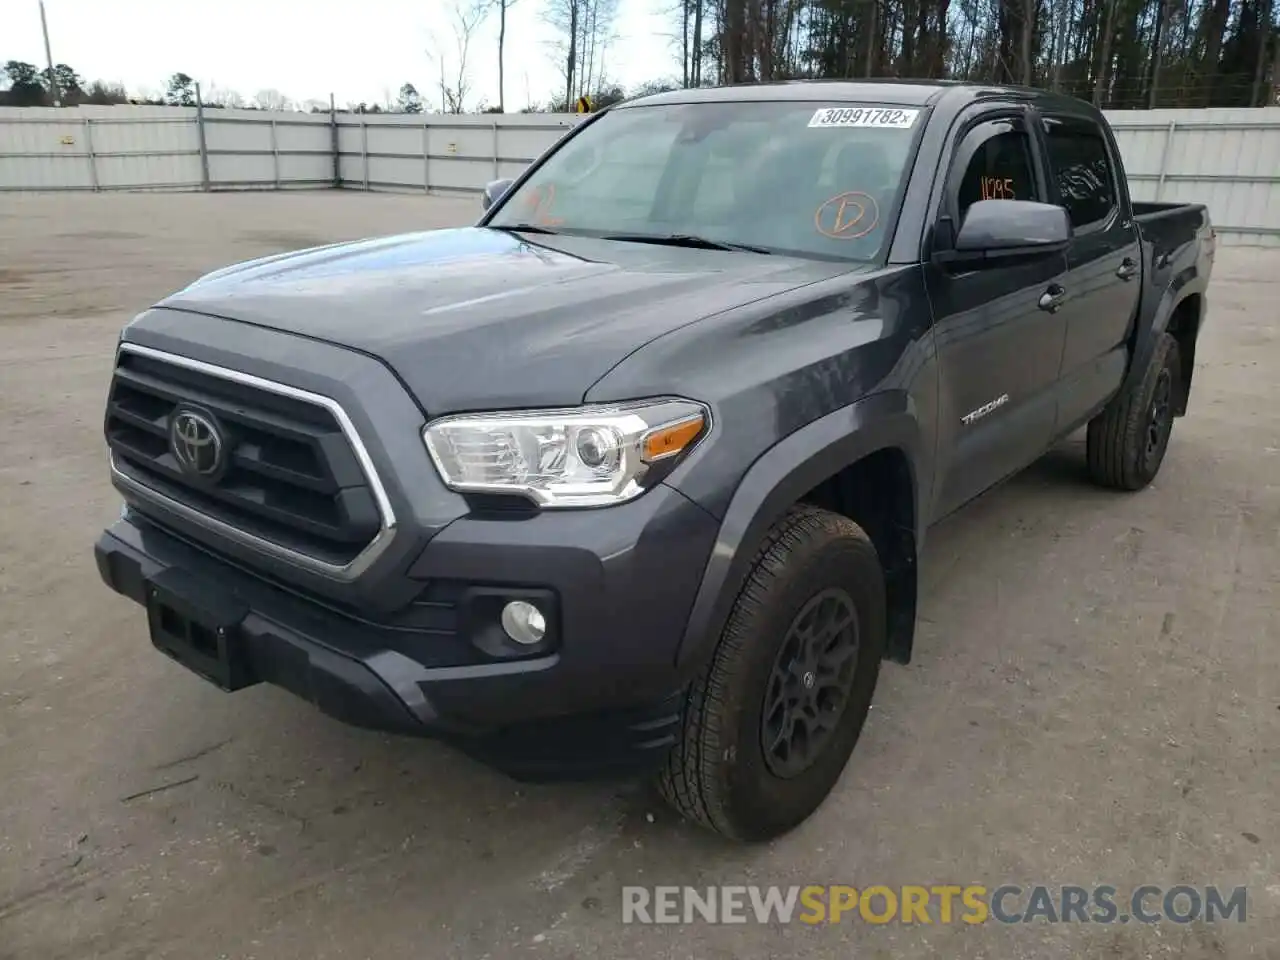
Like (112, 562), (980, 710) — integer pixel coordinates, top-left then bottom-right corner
(657, 505), (885, 841)
(1087, 333), (1181, 491)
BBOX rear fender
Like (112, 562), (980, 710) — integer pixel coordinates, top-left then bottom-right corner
(1123, 242), (1209, 408)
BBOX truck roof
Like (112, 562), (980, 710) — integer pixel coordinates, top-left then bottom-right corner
(620, 79), (1100, 118)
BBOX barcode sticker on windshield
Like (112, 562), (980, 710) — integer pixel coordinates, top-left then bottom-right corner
(808, 107), (919, 129)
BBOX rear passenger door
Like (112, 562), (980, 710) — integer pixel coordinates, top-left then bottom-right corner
(1037, 113), (1142, 433)
(925, 112), (1068, 518)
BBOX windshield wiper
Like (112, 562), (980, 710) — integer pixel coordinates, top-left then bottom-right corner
(490, 223), (561, 235)
(600, 233), (772, 255)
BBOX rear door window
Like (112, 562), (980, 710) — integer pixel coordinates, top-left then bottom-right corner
(1041, 119), (1118, 228)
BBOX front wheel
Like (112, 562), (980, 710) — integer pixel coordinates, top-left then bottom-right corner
(656, 505), (886, 841)
(1086, 332), (1181, 491)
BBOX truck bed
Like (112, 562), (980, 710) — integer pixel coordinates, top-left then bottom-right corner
(1132, 200), (1214, 264)
(1132, 200), (1209, 223)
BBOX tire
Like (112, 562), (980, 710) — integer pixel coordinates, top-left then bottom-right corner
(1086, 333), (1181, 491)
(657, 505), (886, 841)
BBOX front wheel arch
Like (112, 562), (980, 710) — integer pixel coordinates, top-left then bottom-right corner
(673, 394), (924, 677)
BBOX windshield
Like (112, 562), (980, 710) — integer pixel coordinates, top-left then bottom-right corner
(488, 101), (924, 261)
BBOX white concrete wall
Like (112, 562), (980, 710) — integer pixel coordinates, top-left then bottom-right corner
(0, 105), (202, 191)
(2, 104), (1276, 244)
(1107, 108), (1280, 246)
(203, 109), (334, 189)
(333, 113), (579, 192)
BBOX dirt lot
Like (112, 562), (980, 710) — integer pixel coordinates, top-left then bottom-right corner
(1, 192), (1276, 959)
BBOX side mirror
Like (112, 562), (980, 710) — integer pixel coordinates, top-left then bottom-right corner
(481, 178), (515, 212)
(944, 199), (1071, 264)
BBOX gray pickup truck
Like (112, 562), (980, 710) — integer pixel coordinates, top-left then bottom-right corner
(95, 80), (1214, 841)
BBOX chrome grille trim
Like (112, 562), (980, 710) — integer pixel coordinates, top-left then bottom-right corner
(108, 342), (398, 581)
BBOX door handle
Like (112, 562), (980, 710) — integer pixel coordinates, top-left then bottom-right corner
(1116, 258), (1138, 281)
(1038, 284), (1067, 313)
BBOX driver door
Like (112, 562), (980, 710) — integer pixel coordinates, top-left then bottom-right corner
(925, 113), (1069, 519)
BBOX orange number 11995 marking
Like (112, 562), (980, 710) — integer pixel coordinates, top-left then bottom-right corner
(980, 176), (1016, 200)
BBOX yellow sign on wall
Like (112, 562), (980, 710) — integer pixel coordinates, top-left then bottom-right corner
(575, 96), (591, 114)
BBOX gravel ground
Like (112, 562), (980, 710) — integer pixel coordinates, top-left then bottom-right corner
(1, 191), (1276, 960)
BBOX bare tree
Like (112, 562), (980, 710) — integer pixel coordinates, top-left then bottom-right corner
(1251, 0), (1273, 104)
(649, 0), (1275, 109)
(724, 0), (747, 81)
(691, 0), (705, 85)
(655, 0), (683, 86)
(204, 82), (245, 108)
(1020, 0), (1034, 83)
(495, 0), (522, 112)
(681, 0), (691, 85)
(567, 0), (580, 102)
(665, 0), (707, 87)
(1197, 0), (1231, 104)
(584, 0), (599, 93)
(545, 0), (618, 106)
(544, 0), (584, 106)
(1050, 0), (1071, 89)
(1090, 0), (1115, 103)
(581, 0), (620, 94)
(428, 0), (489, 113)
(253, 88), (290, 111)
(1147, 0), (1167, 105)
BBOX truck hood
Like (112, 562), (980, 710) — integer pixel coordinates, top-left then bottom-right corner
(159, 227), (859, 413)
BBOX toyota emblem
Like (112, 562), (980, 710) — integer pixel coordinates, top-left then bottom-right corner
(169, 408), (225, 479)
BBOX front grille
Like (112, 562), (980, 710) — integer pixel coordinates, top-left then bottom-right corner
(106, 346), (385, 569)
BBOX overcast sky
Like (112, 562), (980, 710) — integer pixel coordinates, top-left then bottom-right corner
(6, 0), (676, 109)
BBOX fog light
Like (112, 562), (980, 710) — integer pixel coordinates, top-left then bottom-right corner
(500, 600), (546, 646)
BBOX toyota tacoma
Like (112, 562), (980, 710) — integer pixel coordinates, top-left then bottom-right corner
(95, 81), (1214, 841)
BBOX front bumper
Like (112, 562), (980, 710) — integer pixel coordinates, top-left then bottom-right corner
(95, 484), (719, 781)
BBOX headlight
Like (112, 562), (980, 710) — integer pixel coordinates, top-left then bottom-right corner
(423, 398), (709, 507)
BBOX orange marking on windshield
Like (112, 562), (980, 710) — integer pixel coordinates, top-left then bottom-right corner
(525, 183), (564, 226)
(814, 191), (880, 239)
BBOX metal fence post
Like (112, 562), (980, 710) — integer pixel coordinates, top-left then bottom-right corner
(83, 117), (99, 192)
(329, 93), (341, 189)
(423, 119), (430, 193)
(194, 82), (210, 191)
(270, 119), (280, 189)
(1155, 119), (1177, 201)
(492, 119), (499, 180)
(361, 119), (369, 191)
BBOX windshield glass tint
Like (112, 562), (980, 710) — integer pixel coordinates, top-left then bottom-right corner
(489, 101), (923, 261)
